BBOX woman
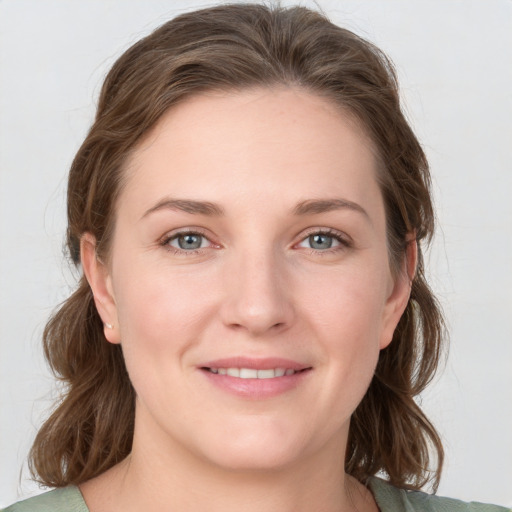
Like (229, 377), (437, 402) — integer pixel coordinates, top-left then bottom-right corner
(2, 4), (509, 512)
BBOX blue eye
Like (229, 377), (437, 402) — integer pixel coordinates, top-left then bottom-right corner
(308, 233), (336, 250)
(169, 233), (208, 250)
(298, 231), (344, 251)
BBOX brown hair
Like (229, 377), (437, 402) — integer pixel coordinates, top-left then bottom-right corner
(30, 3), (445, 492)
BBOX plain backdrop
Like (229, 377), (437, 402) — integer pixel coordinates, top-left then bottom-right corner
(1, 0), (511, 507)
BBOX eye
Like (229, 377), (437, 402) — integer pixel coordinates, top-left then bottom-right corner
(165, 231), (212, 251)
(306, 233), (338, 250)
(297, 230), (348, 251)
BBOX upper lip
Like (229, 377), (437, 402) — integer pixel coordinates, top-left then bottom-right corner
(200, 357), (311, 371)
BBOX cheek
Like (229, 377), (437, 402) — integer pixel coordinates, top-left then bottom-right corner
(112, 260), (218, 372)
(301, 263), (388, 382)
(300, 262), (389, 336)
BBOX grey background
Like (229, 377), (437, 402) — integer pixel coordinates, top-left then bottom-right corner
(1, 0), (511, 507)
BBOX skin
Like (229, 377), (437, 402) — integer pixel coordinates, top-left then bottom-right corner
(80, 87), (415, 512)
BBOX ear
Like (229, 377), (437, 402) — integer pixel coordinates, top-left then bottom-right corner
(379, 237), (417, 349)
(80, 233), (121, 344)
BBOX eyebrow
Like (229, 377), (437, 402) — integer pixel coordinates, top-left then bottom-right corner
(141, 197), (369, 220)
(141, 198), (225, 219)
(292, 198), (370, 219)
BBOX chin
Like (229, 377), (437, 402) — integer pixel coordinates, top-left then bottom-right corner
(195, 419), (312, 472)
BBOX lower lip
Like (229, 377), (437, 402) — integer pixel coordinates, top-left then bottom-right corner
(200, 369), (312, 399)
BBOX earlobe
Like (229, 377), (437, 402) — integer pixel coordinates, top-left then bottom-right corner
(379, 237), (417, 349)
(80, 233), (121, 344)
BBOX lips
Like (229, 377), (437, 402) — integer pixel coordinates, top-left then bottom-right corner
(199, 357), (312, 399)
(206, 367), (301, 379)
(201, 357), (310, 374)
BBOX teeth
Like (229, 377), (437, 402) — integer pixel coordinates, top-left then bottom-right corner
(257, 369), (275, 379)
(240, 368), (258, 379)
(209, 367), (299, 379)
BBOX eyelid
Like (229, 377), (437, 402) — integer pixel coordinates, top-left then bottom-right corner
(159, 226), (208, 242)
(298, 227), (352, 243)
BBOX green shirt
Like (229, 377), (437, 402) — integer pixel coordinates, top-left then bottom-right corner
(2, 477), (510, 511)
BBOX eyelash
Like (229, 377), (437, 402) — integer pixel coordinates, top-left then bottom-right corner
(159, 228), (352, 256)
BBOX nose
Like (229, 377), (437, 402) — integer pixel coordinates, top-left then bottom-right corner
(220, 248), (295, 337)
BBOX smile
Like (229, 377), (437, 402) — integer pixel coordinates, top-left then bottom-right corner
(204, 367), (304, 379)
(199, 358), (312, 399)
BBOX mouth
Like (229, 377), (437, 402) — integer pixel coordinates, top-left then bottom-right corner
(198, 358), (312, 399)
(201, 367), (311, 379)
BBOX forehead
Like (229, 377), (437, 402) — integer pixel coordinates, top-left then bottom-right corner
(121, 87), (382, 221)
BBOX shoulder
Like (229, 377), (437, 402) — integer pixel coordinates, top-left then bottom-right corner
(368, 477), (511, 512)
(1, 486), (89, 512)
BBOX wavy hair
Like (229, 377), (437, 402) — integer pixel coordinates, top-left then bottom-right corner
(30, 3), (445, 491)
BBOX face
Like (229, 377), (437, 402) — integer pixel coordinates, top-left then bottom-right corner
(84, 88), (411, 473)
